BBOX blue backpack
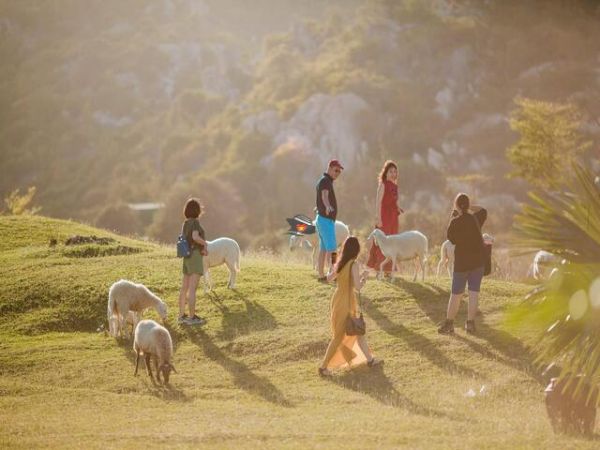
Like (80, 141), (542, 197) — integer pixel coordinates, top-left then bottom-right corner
(177, 234), (191, 258)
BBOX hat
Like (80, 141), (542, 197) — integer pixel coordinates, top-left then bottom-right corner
(328, 159), (344, 170)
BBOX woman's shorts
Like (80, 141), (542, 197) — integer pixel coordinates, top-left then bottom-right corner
(451, 266), (484, 294)
(183, 249), (204, 275)
(315, 214), (337, 252)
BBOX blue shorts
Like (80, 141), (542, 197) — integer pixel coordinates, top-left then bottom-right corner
(451, 267), (484, 295)
(315, 214), (337, 252)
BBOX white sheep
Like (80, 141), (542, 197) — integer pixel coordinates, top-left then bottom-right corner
(133, 319), (176, 384)
(436, 239), (455, 277)
(436, 233), (494, 278)
(289, 220), (350, 270)
(528, 250), (560, 280)
(368, 229), (428, 282)
(107, 279), (168, 338)
(203, 237), (241, 291)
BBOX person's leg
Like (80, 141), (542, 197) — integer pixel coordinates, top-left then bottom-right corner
(466, 268), (483, 331)
(467, 290), (479, 321)
(318, 249), (327, 278)
(320, 331), (346, 369)
(178, 274), (190, 318)
(356, 335), (373, 360)
(188, 273), (200, 317)
(439, 271), (466, 334)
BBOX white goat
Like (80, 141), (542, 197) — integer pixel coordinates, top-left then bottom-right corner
(203, 237), (241, 291)
(107, 279), (168, 338)
(368, 229), (428, 282)
(436, 233), (494, 278)
(133, 319), (176, 384)
(289, 220), (350, 269)
(528, 250), (560, 280)
(436, 240), (455, 277)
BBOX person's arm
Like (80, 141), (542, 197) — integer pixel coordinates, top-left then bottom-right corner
(326, 265), (338, 282)
(351, 262), (368, 291)
(447, 220), (457, 244)
(191, 230), (207, 246)
(396, 196), (404, 215)
(321, 189), (334, 215)
(375, 182), (383, 227)
(472, 206), (487, 227)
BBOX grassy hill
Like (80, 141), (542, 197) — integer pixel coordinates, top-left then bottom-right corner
(0, 215), (597, 449)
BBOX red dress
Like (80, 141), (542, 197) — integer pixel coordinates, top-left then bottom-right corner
(367, 180), (400, 272)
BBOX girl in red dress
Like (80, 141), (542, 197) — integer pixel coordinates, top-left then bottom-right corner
(367, 160), (404, 274)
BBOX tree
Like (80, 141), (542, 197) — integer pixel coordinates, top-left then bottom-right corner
(507, 98), (591, 190)
(3, 186), (41, 215)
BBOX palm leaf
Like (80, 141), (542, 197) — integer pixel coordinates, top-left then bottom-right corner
(509, 163), (600, 405)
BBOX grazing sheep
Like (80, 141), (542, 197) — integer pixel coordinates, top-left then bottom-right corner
(436, 240), (455, 277)
(368, 229), (428, 282)
(133, 319), (176, 384)
(203, 237), (241, 291)
(107, 279), (168, 338)
(289, 219), (350, 270)
(528, 250), (560, 280)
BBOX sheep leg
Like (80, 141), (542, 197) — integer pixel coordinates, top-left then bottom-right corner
(226, 261), (236, 289)
(145, 353), (153, 380)
(413, 258), (418, 282)
(203, 269), (211, 293)
(378, 257), (391, 280)
(436, 259), (443, 278)
(134, 350), (140, 376)
(154, 358), (161, 384)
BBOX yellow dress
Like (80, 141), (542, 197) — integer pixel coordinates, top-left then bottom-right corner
(323, 260), (369, 370)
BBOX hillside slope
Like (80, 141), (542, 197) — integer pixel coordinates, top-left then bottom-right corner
(0, 216), (597, 449)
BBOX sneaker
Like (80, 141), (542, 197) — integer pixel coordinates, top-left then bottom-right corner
(465, 320), (476, 334)
(438, 319), (454, 335)
(177, 314), (189, 324)
(186, 315), (206, 326)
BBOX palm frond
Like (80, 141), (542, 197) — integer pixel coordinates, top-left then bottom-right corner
(509, 163), (600, 406)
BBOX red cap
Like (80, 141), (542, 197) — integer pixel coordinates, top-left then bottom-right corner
(328, 159), (344, 170)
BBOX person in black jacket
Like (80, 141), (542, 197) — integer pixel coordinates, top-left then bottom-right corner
(438, 193), (487, 335)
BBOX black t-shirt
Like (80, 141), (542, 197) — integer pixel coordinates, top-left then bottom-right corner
(316, 173), (337, 220)
(447, 208), (487, 272)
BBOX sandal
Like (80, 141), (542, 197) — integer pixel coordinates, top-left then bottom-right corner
(367, 358), (383, 368)
(318, 367), (332, 377)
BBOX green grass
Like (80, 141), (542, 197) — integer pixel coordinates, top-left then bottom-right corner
(0, 215), (598, 449)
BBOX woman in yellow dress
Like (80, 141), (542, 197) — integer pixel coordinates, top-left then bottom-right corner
(318, 236), (383, 376)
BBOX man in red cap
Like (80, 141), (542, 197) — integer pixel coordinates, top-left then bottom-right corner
(315, 159), (344, 281)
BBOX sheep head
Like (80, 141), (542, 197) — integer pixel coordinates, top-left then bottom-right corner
(157, 301), (168, 321)
(368, 229), (384, 245)
(159, 362), (176, 384)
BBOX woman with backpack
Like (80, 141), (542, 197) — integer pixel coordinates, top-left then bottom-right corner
(438, 193), (487, 335)
(178, 198), (208, 326)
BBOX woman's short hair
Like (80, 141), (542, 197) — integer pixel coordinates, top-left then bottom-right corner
(454, 193), (470, 213)
(378, 160), (397, 183)
(183, 198), (203, 219)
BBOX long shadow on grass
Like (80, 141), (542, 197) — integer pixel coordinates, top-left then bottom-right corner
(328, 365), (460, 420)
(364, 295), (482, 379)
(184, 327), (293, 408)
(395, 279), (543, 383)
(206, 290), (278, 341)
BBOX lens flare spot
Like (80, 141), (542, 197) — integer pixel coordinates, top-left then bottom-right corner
(569, 290), (588, 320)
(589, 278), (600, 309)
